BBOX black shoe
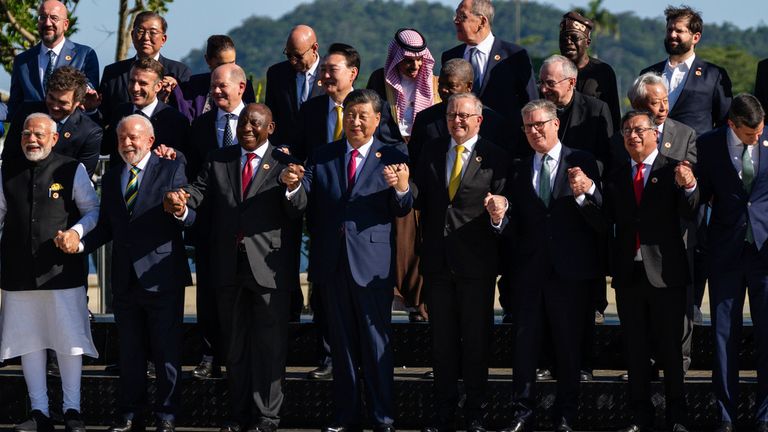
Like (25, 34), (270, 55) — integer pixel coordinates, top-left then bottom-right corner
(107, 416), (144, 432)
(307, 365), (332, 379)
(536, 368), (553, 380)
(219, 421), (242, 432)
(671, 424), (689, 432)
(373, 424), (395, 432)
(192, 359), (221, 379)
(714, 422), (734, 432)
(422, 370), (435, 379)
(554, 417), (574, 432)
(64, 409), (86, 432)
(466, 420), (486, 432)
(15, 410), (54, 432)
(757, 421), (768, 432)
(155, 418), (175, 432)
(617, 425), (644, 432)
(580, 370), (593, 381)
(499, 419), (528, 432)
(146, 361), (156, 379)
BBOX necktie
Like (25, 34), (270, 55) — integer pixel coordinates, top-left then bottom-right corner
(633, 162), (645, 252)
(742, 145), (755, 243)
(469, 47), (482, 92)
(448, 144), (465, 201)
(124, 166), (141, 215)
(241, 153), (256, 197)
(347, 148), (359, 192)
(539, 154), (552, 206)
(333, 105), (344, 141)
(222, 113), (235, 147)
(43, 50), (56, 92)
(56, 121), (64, 133)
(301, 73), (311, 104)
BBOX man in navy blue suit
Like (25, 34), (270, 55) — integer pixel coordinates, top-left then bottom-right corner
(697, 94), (768, 432)
(281, 89), (412, 432)
(80, 114), (194, 432)
(8, 0), (99, 119)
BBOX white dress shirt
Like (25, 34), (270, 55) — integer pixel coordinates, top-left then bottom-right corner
(120, 150), (152, 193)
(216, 102), (245, 147)
(134, 98), (159, 118)
(398, 77), (417, 138)
(463, 33), (495, 84)
(663, 53), (696, 110)
(532, 141), (562, 194)
(37, 37), (67, 89)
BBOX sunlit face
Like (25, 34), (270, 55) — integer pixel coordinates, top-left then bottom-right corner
(446, 98), (482, 144)
(398, 57), (423, 79)
(539, 62), (575, 107)
(523, 109), (560, 154)
(284, 38), (318, 73)
(664, 18), (700, 56)
(237, 106), (274, 151)
(21, 117), (58, 162)
(45, 88), (78, 121)
(453, 0), (486, 45)
(131, 17), (167, 58)
(343, 102), (381, 147)
(437, 73), (472, 101)
(622, 115), (659, 163)
(559, 31), (590, 64)
(210, 69), (245, 112)
(639, 83), (669, 125)
(128, 67), (162, 108)
(37, 1), (69, 47)
(117, 118), (155, 165)
(728, 120), (765, 146)
(320, 53), (357, 99)
(205, 48), (236, 71)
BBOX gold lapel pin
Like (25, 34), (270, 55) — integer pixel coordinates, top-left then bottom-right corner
(763, 140), (768, 147)
(651, 177), (658, 184)
(494, 54), (501, 61)
(64, 131), (71, 139)
(65, 55), (72, 61)
(52, 192), (60, 199)
(475, 156), (482, 162)
(375, 151), (382, 158)
(695, 67), (702, 76)
(262, 163), (270, 170)
(664, 142), (671, 149)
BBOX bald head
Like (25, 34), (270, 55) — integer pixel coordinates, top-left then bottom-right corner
(285, 24), (319, 73)
(38, 0), (70, 47)
(211, 63), (247, 112)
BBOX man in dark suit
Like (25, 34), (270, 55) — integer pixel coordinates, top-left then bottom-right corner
(640, 5), (732, 137)
(4, 66), (102, 176)
(172, 35), (256, 123)
(414, 93), (507, 432)
(603, 111), (698, 432)
(496, 100), (604, 432)
(265, 25), (322, 147)
(696, 94), (768, 432)
(165, 104), (305, 432)
(281, 89), (412, 432)
(756, 58), (768, 114)
(80, 114), (194, 432)
(98, 11), (191, 126)
(441, 0), (537, 144)
(102, 57), (189, 164)
(8, 0), (99, 119)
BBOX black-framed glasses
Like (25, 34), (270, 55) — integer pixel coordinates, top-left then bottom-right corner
(446, 112), (480, 121)
(37, 14), (64, 23)
(537, 77), (571, 89)
(559, 33), (587, 44)
(283, 46), (313, 61)
(133, 28), (164, 39)
(620, 127), (656, 137)
(521, 118), (555, 132)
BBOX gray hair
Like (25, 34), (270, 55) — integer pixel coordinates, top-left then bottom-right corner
(447, 92), (483, 114)
(627, 72), (666, 107)
(117, 114), (155, 137)
(23, 112), (57, 132)
(541, 54), (578, 79)
(441, 58), (474, 83)
(470, 0), (495, 27)
(521, 99), (558, 120)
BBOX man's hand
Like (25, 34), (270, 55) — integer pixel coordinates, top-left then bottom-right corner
(280, 164), (305, 191)
(153, 144), (177, 160)
(484, 192), (507, 225)
(675, 160), (696, 188)
(81, 88), (101, 111)
(163, 189), (189, 216)
(568, 167), (594, 196)
(383, 163), (409, 192)
(54, 229), (80, 254)
(157, 76), (179, 103)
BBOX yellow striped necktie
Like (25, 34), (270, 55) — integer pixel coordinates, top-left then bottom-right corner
(124, 166), (140, 214)
(333, 105), (343, 141)
(448, 144), (465, 200)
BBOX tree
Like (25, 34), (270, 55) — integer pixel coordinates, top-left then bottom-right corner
(697, 45), (758, 95)
(575, 0), (620, 58)
(0, 0), (79, 73)
(114, 0), (173, 61)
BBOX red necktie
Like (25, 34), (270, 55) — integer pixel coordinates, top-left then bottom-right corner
(633, 162), (645, 252)
(347, 149), (359, 192)
(242, 153), (256, 197)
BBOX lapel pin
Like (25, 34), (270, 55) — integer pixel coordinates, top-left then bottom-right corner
(763, 140), (768, 147)
(695, 67), (702, 76)
(494, 54), (501, 61)
(651, 177), (658, 184)
(63, 131), (71, 139)
(475, 156), (482, 162)
(664, 142), (671, 149)
(375, 151), (382, 158)
(65, 55), (72, 61)
(52, 192), (60, 199)
(262, 163), (270, 170)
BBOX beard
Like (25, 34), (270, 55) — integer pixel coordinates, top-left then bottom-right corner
(664, 37), (692, 56)
(23, 145), (52, 162)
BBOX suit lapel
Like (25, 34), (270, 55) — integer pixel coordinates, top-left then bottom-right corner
(753, 131), (768, 193)
(456, 140), (482, 200)
(30, 45), (44, 97)
(640, 154), (666, 208)
(479, 39), (504, 94)
(522, 156), (545, 207)
(659, 120), (675, 157)
(58, 110), (79, 146)
(350, 140), (382, 197)
(551, 147), (569, 200)
(132, 155), (159, 218)
(672, 57), (703, 114)
(59, 40), (75, 68)
(618, 161), (638, 211)
(288, 72), (300, 114)
(245, 145), (276, 200)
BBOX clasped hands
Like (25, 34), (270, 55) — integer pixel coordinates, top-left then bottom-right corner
(54, 229), (80, 254)
(279, 162), (410, 193)
(163, 189), (191, 217)
(674, 160), (696, 188)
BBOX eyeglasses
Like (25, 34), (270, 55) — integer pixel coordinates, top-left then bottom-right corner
(453, 11), (482, 22)
(283, 46), (313, 62)
(37, 14), (64, 23)
(537, 77), (571, 89)
(560, 34), (587, 44)
(521, 118), (555, 131)
(620, 127), (656, 137)
(446, 112), (480, 121)
(133, 28), (164, 39)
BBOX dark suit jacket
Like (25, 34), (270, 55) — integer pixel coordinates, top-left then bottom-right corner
(603, 153), (699, 289)
(697, 127), (768, 272)
(297, 138), (413, 289)
(641, 57), (732, 136)
(441, 38), (537, 132)
(103, 101), (190, 163)
(3, 103), (102, 176)
(82, 154), (194, 294)
(409, 101), (513, 166)
(185, 108), (219, 178)
(8, 40), (100, 119)
(184, 143), (305, 289)
(413, 136), (507, 278)
(99, 54), (191, 126)
(556, 91), (614, 172)
(610, 118), (697, 169)
(172, 72), (256, 122)
(265, 60), (322, 147)
(293, 94), (335, 163)
(505, 146), (605, 282)
(755, 58), (768, 114)
(577, 57), (621, 133)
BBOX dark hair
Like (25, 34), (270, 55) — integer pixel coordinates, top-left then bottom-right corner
(133, 11), (168, 33)
(343, 89), (382, 114)
(46, 66), (87, 103)
(327, 43), (361, 73)
(664, 5), (703, 34)
(621, 110), (656, 129)
(206, 35), (236, 58)
(729, 94), (765, 128)
(131, 56), (165, 80)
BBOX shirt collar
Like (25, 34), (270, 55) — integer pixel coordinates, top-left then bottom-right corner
(466, 33), (495, 55)
(40, 37), (66, 57)
(303, 56), (320, 78)
(135, 53), (161, 61)
(727, 127), (749, 148)
(328, 95), (344, 112)
(450, 133), (480, 154)
(241, 140), (269, 159)
(657, 121), (665, 135)
(217, 101), (245, 120)
(631, 148), (659, 168)
(666, 53), (696, 72)
(135, 98), (159, 118)
(129, 149), (153, 171)
(58, 114), (71, 126)
(536, 140), (562, 163)
(346, 137), (374, 158)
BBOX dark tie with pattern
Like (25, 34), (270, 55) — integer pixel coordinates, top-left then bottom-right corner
(222, 113), (236, 147)
(43, 50), (56, 92)
(124, 166), (140, 215)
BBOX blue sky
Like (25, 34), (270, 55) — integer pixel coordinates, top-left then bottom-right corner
(1, 0), (764, 91)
